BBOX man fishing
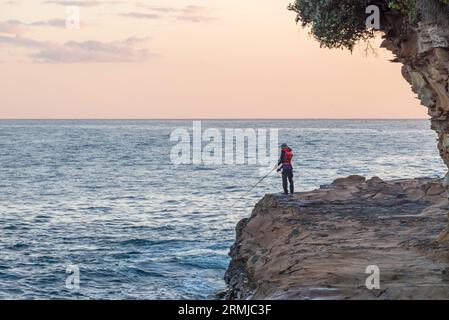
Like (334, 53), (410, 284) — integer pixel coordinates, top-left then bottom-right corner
(277, 143), (294, 195)
(231, 143), (295, 207)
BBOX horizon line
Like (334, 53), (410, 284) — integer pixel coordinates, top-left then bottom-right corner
(0, 118), (430, 121)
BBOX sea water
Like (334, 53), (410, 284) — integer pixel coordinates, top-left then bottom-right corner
(0, 120), (445, 299)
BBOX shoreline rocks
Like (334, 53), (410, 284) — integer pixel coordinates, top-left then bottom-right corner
(224, 175), (449, 300)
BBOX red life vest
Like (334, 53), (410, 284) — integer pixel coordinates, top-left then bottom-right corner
(282, 148), (293, 165)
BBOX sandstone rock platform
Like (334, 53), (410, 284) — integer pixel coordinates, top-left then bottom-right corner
(225, 175), (449, 300)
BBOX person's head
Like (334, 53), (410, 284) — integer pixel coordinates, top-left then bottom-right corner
(281, 143), (289, 149)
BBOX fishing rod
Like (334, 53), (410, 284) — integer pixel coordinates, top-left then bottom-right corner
(231, 164), (279, 208)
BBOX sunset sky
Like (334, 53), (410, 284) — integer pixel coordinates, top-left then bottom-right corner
(0, 0), (427, 119)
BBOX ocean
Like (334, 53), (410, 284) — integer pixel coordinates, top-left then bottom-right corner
(0, 119), (446, 299)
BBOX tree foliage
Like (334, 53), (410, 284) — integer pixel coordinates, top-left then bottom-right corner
(288, 0), (449, 51)
(288, 0), (376, 51)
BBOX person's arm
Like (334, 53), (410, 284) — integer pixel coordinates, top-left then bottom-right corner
(277, 150), (285, 171)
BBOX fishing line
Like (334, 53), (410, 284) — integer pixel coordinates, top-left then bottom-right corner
(230, 164), (279, 208)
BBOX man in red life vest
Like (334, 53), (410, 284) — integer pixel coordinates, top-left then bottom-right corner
(277, 143), (294, 195)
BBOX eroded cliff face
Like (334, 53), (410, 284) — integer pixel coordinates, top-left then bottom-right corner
(380, 16), (449, 239)
(381, 17), (449, 193)
(225, 176), (449, 299)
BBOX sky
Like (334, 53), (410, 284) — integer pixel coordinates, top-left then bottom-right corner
(0, 0), (427, 119)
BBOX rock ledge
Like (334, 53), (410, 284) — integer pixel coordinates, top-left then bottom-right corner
(225, 175), (449, 300)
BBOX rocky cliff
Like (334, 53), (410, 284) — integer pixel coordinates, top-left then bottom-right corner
(224, 5), (449, 300)
(225, 176), (449, 299)
(381, 13), (449, 199)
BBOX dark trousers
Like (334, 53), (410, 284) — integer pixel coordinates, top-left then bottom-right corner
(282, 169), (294, 194)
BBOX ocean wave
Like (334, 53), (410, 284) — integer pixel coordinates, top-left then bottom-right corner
(118, 238), (192, 247)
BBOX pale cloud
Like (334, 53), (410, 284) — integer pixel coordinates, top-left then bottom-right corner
(0, 20), (28, 35)
(43, 0), (123, 7)
(4, 0), (21, 5)
(29, 19), (67, 27)
(176, 6), (219, 23)
(0, 18), (78, 35)
(133, 3), (219, 23)
(135, 3), (182, 13)
(120, 12), (162, 20)
(0, 35), (153, 63)
(0, 34), (42, 47)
